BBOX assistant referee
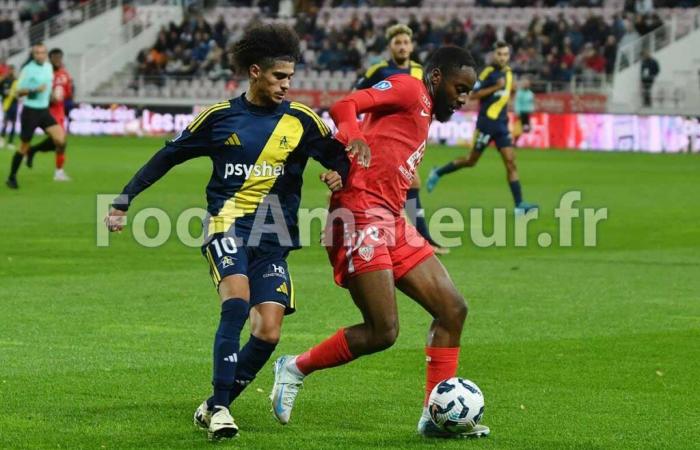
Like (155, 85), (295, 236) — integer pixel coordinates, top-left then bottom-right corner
(6, 43), (66, 189)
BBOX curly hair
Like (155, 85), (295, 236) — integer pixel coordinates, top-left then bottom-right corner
(231, 24), (301, 74)
(424, 45), (476, 78)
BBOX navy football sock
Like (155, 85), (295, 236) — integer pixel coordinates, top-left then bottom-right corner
(509, 180), (523, 205)
(405, 188), (435, 245)
(211, 298), (249, 408)
(229, 334), (277, 404)
(206, 334), (278, 409)
(436, 161), (459, 177)
(9, 152), (22, 178)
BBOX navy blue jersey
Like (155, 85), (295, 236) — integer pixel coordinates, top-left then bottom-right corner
(115, 95), (349, 251)
(474, 64), (512, 124)
(355, 59), (422, 90)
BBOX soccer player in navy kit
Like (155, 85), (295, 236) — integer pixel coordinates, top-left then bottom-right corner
(427, 41), (537, 212)
(105, 25), (349, 441)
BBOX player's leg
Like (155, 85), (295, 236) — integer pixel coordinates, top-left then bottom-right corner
(44, 123), (69, 181)
(497, 144), (537, 212)
(27, 110), (62, 168)
(396, 256), (490, 437)
(426, 129), (489, 193)
(197, 235), (252, 440)
(226, 254), (295, 407)
(7, 110), (17, 148)
(271, 269), (398, 424)
(405, 176), (447, 254)
(26, 137), (56, 168)
(6, 108), (35, 189)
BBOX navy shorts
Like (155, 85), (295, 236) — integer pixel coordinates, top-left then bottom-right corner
(473, 119), (512, 151)
(202, 234), (296, 315)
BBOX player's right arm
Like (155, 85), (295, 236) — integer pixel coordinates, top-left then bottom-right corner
(106, 107), (224, 231)
(470, 76), (504, 100)
(329, 76), (414, 168)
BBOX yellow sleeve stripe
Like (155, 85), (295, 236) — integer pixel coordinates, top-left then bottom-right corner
(479, 66), (494, 81)
(291, 102), (330, 136)
(365, 61), (389, 79)
(188, 101), (229, 132)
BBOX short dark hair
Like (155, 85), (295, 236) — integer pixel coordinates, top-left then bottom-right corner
(49, 48), (63, 57)
(493, 41), (509, 50)
(231, 24), (300, 74)
(424, 45), (476, 79)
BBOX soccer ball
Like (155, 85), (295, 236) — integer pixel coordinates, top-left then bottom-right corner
(428, 377), (485, 433)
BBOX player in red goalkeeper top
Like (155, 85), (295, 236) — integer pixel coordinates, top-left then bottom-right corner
(26, 47), (72, 181)
(271, 46), (490, 438)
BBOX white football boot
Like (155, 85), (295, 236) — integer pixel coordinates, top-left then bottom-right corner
(53, 169), (71, 181)
(270, 355), (304, 424)
(207, 405), (238, 441)
(417, 407), (490, 438)
(193, 400), (212, 430)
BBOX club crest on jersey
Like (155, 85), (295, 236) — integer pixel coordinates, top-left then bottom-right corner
(372, 80), (392, 91)
(358, 245), (374, 262)
(221, 256), (235, 269)
(279, 135), (289, 149)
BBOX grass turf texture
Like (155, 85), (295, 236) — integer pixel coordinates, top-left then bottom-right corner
(1, 136), (699, 449)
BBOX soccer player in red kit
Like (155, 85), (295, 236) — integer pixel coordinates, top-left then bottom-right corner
(271, 46), (489, 438)
(26, 48), (72, 181)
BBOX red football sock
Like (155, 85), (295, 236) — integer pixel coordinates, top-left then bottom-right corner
(424, 346), (460, 406)
(295, 328), (354, 375)
(56, 153), (65, 169)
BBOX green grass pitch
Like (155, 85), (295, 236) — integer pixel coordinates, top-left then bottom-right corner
(1, 136), (699, 449)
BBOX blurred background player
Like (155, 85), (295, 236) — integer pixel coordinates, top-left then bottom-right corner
(427, 41), (537, 213)
(356, 24), (447, 254)
(513, 77), (535, 145)
(26, 47), (72, 181)
(105, 24), (349, 441)
(5, 43), (66, 189)
(0, 64), (18, 150)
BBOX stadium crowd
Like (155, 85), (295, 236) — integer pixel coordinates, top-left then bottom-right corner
(131, 0), (698, 90)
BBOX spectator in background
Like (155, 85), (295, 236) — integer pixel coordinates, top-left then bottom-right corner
(603, 35), (617, 76)
(514, 77), (535, 136)
(640, 49), (660, 107)
(0, 14), (14, 40)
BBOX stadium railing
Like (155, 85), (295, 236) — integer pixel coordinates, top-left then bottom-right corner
(0, 0), (122, 59)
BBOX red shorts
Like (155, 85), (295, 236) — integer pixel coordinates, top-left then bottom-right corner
(49, 106), (65, 130)
(325, 211), (434, 287)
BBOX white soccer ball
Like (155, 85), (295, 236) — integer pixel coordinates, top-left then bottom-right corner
(428, 377), (485, 433)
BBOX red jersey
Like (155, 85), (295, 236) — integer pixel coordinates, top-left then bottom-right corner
(50, 66), (73, 115)
(329, 75), (432, 216)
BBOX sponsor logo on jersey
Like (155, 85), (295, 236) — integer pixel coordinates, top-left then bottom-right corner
(372, 80), (392, 91)
(224, 161), (284, 179)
